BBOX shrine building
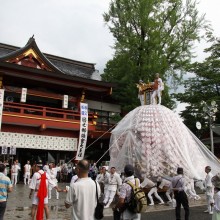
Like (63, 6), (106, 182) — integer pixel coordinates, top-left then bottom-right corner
(0, 37), (120, 165)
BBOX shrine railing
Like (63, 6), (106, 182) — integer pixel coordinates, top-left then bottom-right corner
(2, 102), (115, 131)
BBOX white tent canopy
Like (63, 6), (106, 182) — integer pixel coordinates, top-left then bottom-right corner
(109, 105), (220, 180)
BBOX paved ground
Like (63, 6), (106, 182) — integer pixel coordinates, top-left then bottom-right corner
(104, 206), (213, 220)
(5, 183), (210, 220)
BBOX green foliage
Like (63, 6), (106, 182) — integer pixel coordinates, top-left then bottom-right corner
(173, 39), (220, 136)
(102, 0), (211, 112)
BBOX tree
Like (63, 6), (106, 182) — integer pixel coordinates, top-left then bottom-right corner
(173, 39), (220, 136)
(102, 0), (211, 112)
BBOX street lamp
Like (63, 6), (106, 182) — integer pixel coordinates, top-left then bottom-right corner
(201, 100), (218, 154)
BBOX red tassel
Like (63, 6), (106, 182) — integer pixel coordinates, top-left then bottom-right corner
(36, 172), (47, 220)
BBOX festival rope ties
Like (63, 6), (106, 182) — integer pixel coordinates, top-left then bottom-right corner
(36, 172), (47, 220)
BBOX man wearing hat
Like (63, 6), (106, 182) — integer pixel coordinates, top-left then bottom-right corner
(113, 164), (141, 220)
(204, 166), (214, 214)
(29, 160), (65, 220)
(103, 166), (122, 208)
(171, 167), (189, 220)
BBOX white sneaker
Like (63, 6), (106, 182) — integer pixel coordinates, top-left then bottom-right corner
(204, 210), (209, 213)
(209, 212), (213, 214)
(159, 202), (164, 205)
(149, 203), (154, 206)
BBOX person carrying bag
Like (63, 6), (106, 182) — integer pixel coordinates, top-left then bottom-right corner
(94, 180), (104, 219)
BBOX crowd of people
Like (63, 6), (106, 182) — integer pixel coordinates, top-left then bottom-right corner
(63, 163), (220, 220)
(0, 159), (81, 185)
(1, 159), (220, 220)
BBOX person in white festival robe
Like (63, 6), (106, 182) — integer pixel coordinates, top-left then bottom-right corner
(99, 166), (110, 198)
(103, 167), (122, 208)
(11, 161), (20, 185)
(204, 166), (214, 214)
(185, 178), (201, 200)
(141, 176), (164, 205)
(151, 73), (163, 105)
(24, 160), (31, 185)
(157, 176), (172, 203)
(47, 162), (59, 200)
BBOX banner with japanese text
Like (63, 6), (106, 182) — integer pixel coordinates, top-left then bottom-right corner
(1, 146), (7, 155)
(0, 89), (4, 131)
(20, 88), (27, 102)
(9, 147), (16, 155)
(75, 103), (88, 160)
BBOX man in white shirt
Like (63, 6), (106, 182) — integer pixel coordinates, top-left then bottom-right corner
(151, 73), (163, 105)
(24, 160), (31, 185)
(47, 162), (59, 200)
(43, 162), (49, 172)
(185, 178), (201, 200)
(65, 160), (101, 220)
(96, 168), (104, 194)
(29, 161), (64, 220)
(96, 168), (103, 183)
(103, 167), (122, 208)
(157, 176), (172, 203)
(141, 176), (164, 205)
(11, 161), (20, 185)
(171, 167), (189, 220)
(204, 166), (214, 214)
(15, 159), (21, 183)
(99, 166), (110, 197)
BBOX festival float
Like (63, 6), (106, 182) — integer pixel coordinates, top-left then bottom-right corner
(109, 102), (220, 180)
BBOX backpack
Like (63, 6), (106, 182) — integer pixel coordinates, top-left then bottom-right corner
(126, 178), (147, 213)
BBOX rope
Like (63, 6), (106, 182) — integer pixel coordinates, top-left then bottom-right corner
(66, 123), (117, 164)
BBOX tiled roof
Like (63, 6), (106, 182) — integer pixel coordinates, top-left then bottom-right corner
(0, 38), (99, 80)
(49, 59), (94, 79)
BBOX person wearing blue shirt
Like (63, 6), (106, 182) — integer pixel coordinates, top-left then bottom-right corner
(0, 163), (13, 220)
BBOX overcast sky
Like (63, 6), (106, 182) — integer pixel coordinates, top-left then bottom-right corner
(0, 0), (220, 75)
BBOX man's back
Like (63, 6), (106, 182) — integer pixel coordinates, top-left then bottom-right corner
(65, 177), (100, 220)
(0, 173), (12, 201)
(0, 166), (13, 220)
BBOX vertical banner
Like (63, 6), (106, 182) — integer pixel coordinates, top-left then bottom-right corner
(20, 88), (27, 102)
(9, 147), (16, 155)
(0, 89), (4, 131)
(1, 146), (7, 155)
(75, 103), (88, 160)
(62, 95), (68, 108)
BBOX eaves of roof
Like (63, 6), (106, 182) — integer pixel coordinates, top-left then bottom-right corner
(0, 37), (63, 74)
(0, 39), (97, 78)
(0, 61), (116, 90)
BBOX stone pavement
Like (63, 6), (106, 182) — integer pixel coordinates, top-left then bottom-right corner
(5, 183), (207, 220)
